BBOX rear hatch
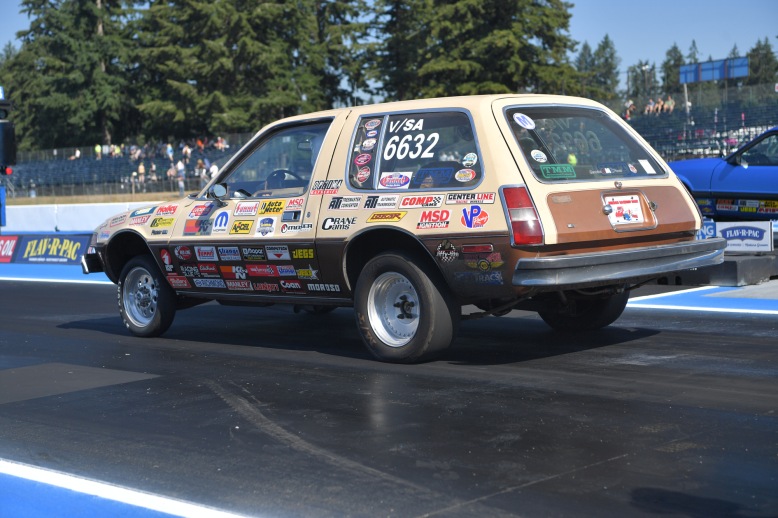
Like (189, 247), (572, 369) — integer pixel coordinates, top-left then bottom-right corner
(491, 98), (701, 249)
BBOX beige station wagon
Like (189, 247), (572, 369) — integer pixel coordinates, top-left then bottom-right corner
(82, 94), (726, 362)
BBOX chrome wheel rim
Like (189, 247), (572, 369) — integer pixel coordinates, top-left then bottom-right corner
(123, 266), (159, 328)
(367, 272), (420, 347)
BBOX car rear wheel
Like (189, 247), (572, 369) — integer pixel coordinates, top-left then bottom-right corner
(354, 251), (458, 363)
(538, 289), (629, 332)
(118, 255), (176, 337)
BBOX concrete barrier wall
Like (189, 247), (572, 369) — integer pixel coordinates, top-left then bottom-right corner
(2, 202), (161, 233)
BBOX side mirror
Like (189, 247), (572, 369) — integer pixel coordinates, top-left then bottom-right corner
(726, 153), (741, 166)
(209, 183), (229, 206)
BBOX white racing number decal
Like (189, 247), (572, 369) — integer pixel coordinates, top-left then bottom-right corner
(382, 118), (439, 162)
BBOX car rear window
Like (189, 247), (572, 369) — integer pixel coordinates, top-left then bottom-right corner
(348, 111), (482, 190)
(506, 106), (668, 183)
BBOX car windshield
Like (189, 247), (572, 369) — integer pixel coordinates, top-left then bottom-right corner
(506, 106), (668, 182)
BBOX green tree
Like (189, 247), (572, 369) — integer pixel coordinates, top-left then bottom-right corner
(590, 34), (620, 102)
(745, 37), (778, 85)
(574, 41), (595, 97)
(687, 39), (700, 64)
(661, 43), (684, 95)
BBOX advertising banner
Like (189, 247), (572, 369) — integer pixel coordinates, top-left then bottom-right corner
(14, 234), (91, 264)
(716, 221), (774, 252)
(0, 234), (18, 263)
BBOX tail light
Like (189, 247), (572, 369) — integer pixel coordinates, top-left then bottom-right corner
(502, 186), (543, 245)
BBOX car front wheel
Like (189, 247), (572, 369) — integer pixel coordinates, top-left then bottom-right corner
(118, 255), (176, 337)
(354, 251), (458, 363)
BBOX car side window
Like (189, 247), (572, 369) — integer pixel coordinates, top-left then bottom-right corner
(742, 133), (777, 166)
(348, 111), (482, 190)
(221, 121), (331, 198)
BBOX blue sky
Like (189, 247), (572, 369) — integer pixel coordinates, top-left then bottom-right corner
(1, 0), (776, 88)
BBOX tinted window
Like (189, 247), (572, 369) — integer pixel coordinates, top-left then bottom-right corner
(506, 107), (668, 182)
(348, 111), (482, 190)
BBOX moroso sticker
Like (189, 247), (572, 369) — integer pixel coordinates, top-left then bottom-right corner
(195, 246), (218, 261)
(212, 211), (230, 233)
(160, 249), (175, 272)
(460, 206), (489, 228)
(219, 265), (248, 280)
(156, 204), (178, 216)
(354, 153), (372, 166)
(364, 195), (398, 209)
(258, 200), (285, 214)
(234, 201), (259, 216)
(241, 246), (266, 261)
(417, 209), (451, 229)
(0, 236), (19, 263)
(455, 169), (476, 182)
(167, 275), (191, 289)
(364, 119), (382, 131)
(308, 283), (341, 292)
(462, 152), (478, 168)
(310, 180), (342, 195)
(247, 264), (278, 277)
(230, 220), (254, 234)
(193, 278), (226, 289)
(266, 245), (290, 260)
(174, 246), (192, 261)
(217, 246), (240, 261)
(367, 211), (407, 223)
(445, 192), (496, 204)
(356, 166), (371, 183)
(378, 172), (411, 190)
(226, 280), (254, 291)
(256, 217), (276, 237)
(401, 195), (443, 208)
(189, 204), (214, 218)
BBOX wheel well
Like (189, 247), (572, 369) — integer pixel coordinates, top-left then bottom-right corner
(104, 231), (154, 282)
(344, 229), (441, 291)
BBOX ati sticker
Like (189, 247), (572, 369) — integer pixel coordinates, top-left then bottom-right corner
(378, 172), (412, 190)
(364, 195), (398, 209)
(329, 196), (362, 210)
(461, 206), (489, 228)
(436, 240), (459, 262)
(513, 112), (535, 130)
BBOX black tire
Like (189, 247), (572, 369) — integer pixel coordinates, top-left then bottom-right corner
(538, 290), (629, 332)
(117, 255), (176, 337)
(354, 251), (459, 363)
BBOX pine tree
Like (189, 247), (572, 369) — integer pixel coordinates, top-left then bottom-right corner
(746, 37), (778, 86)
(661, 43), (685, 95)
(591, 34), (620, 102)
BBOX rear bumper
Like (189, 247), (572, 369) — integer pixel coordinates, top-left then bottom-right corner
(513, 238), (727, 288)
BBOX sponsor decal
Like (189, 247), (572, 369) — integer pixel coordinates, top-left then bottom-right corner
(366, 130), (378, 138)
(445, 192), (496, 204)
(310, 180), (342, 195)
(308, 284), (341, 292)
(401, 195), (443, 208)
(361, 138), (377, 151)
(462, 152), (478, 168)
(721, 226), (768, 241)
(354, 153), (372, 166)
(174, 245), (192, 261)
(188, 203), (215, 218)
(258, 200), (285, 214)
(454, 271), (504, 285)
(129, 215), (152, 226)
(460, 205), (489, 228)
(277, 265), (297, 276)
(212, 210), (230, 233)
(99, 231), (111, 240)
(217, 246), (240, 261)
(363, 195), (398, 209)
(198, 263), (220, 277)
(530, 150), (547, 163)
(230, 219), (254, 234)
(220, 265), (248, 280)
(540, 164), (576, 179)
(279, 279), (305, 293)
(195, 246), (218, 261)
(367, 211), (407, 223)
(716, 221), (774, 252)
(295, 265), (319, 280)
(193, 278), (226, 289)
(184, 218), (213, 236)
(256, 217), (276, 236)
(179, 264), (201, 277)
(292, 248), (314, 259)
(321, 217), (356, 230)
(253, 282), (280, 293)
(436, 240), (459, 262)
(0, 236), (19, 263)
(356, 166), (371, 183)
(378, 172), (412, 189)
(156, 204), (178, 216)
(280, 222), (313, 234)
(512, 112), (536, 130)
(234, 201), (259, 216)
(226, 279), (254, 291)
(110, 214), (126, 227)
(151, 229), (169, 236)
(248, 264), (278, 277)
(455, 168), (476, 182)
(464, 252), (504, 271)
(328, 196), (362, 210)
(241, 246), (266, 261)
(167, 275), (191, 289)
(387, 118), (425, 133)
(160, 249), (175, 272)
(287, 197), (305, 209)
(417, 209), (451, 229)
(266, 245), (291, 260)
(130, 206), (157, 218)
(150, 217), (175, 228)
(364, 119), (382, 131)
(411, 167), (453, 187)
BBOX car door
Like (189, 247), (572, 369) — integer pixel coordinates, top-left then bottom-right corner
(161, 111), (349, 298)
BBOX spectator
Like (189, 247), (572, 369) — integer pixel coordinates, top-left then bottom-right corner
(664, 95), (675, 114)
(94, 143), (102, 160)
(209, 162), (219, 179)
(69, 148), (81, 160)
(624, 100), (636, 120)
(176, 159), (186, 197)
(654, 97), (664, 115)
(195, 158), (208, 188)
(137, 161), (146, 187)
(166, 143), (174, 162)
(182, 143), (192, 166)
(643, 98), (655, 115)
(149, 162), (158, 182)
